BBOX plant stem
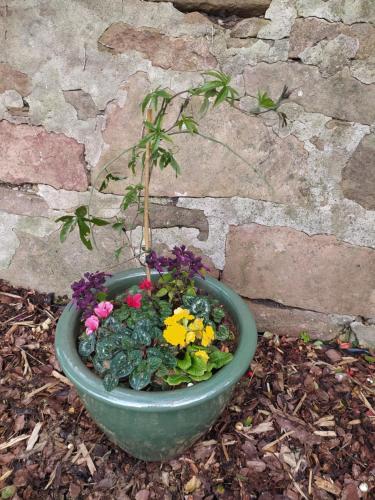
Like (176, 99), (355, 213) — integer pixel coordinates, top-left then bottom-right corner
(143, 108), (153, 290)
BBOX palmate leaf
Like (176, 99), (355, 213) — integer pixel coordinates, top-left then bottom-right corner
(257, 91), (276, 109)
(121, 184), (143, 211)
(99, 172), (125, 192)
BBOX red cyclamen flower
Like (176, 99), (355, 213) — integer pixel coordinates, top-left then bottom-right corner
(139, 278), (152, 291)
(125, 293), (142, 309)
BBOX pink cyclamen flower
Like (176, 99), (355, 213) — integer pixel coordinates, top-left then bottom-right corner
(125, 293), (142, 309)
(94, 301), (114, 319)
(84, 315), (99, 333)
(139, 278), (152, 291)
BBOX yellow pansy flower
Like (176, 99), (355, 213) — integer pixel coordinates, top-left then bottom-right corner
(189, 318), (204, 331)
(165, 308), (193, 325)
(163, 323), (187, 347)
(185, 331), (196, 344)
(195, 350), (209, 363)
(202, 325), (215, 347)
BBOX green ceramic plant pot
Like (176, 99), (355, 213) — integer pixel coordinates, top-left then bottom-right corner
(55, 268), (257, 461)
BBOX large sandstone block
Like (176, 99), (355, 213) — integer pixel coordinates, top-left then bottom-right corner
(144, 1), (271, 16)
(0, 121), (88, 191)
(248, 300), (353, 339)
(223, 224), (375, 317)
(341, 133), (375, 211)
(98, 22), (216, 71)
(244, 62), (375, 125)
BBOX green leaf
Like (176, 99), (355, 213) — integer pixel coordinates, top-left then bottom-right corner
(103, 372), (119, 391)
(156, 287), (168, 298)
(189, 371), (213, 382)
(169, 154), (181, 176)
(90, 217), (110, 226)
(186, 355), (207, 377)
(75, 205), (88, 217)
(99, 172), (124, 192)
(110, 351), (128, 377)
(96, 291), (107, 302)
(257, 91), (276, 109)
(1, 485), (17, 499)
(165, 373), (191, 386)
(132, 319), (152, 346)
(92, 354), (107, 375)
(216, 324), (230, 341)
(148, 356), (162, 372)
(59, 218), (76, 243)
(77, 218), (93, 250)
(209, 349), (233, 369)
(112, 221), (124, 231)
(121, 184), (143, 211)
(364, 355), (375, 363)
(129, 361), (152, 390)
(212, 307), (225, 323)
(78, 335), (96, 357)
(159, 273), (173, 283)
(299, 331), (311, 343)
(114, 247), (122, 260)
(182, 296), (211, 319)
(213, 86), (228, 107)
(96, 337), (118, 359)
(199, 96), (210, 116)
(177, 351), (192, 371)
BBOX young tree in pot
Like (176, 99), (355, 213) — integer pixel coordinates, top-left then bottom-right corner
(55, 71), (288, 460)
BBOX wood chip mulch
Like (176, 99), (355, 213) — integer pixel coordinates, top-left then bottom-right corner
(0, 280), (374, 499)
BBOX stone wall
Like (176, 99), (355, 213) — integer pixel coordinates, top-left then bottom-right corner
(1, 0), (374, 344)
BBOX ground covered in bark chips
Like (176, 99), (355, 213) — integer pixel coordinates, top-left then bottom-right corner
(0, 280), (374, 499)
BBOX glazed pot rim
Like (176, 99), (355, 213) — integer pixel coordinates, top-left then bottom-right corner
(55, 268), (257, 411)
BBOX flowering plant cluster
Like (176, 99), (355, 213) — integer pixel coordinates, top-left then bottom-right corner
(72, 247), (234, 391)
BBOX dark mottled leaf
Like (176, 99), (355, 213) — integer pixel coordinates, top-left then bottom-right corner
(103, 372), (119, 391)
(78, 335), (96, 357)
(129, 361), (152, 391)
(212, 307), (225, 323)
(132, 319), (152, 345)
(216, 324), (230, 341)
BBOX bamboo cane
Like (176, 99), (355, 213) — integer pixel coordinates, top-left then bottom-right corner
(143, 108), (153, 292)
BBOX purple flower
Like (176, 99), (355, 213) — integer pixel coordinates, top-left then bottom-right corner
(146, 246), (209, 279)
(71, 271), (111, 318)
